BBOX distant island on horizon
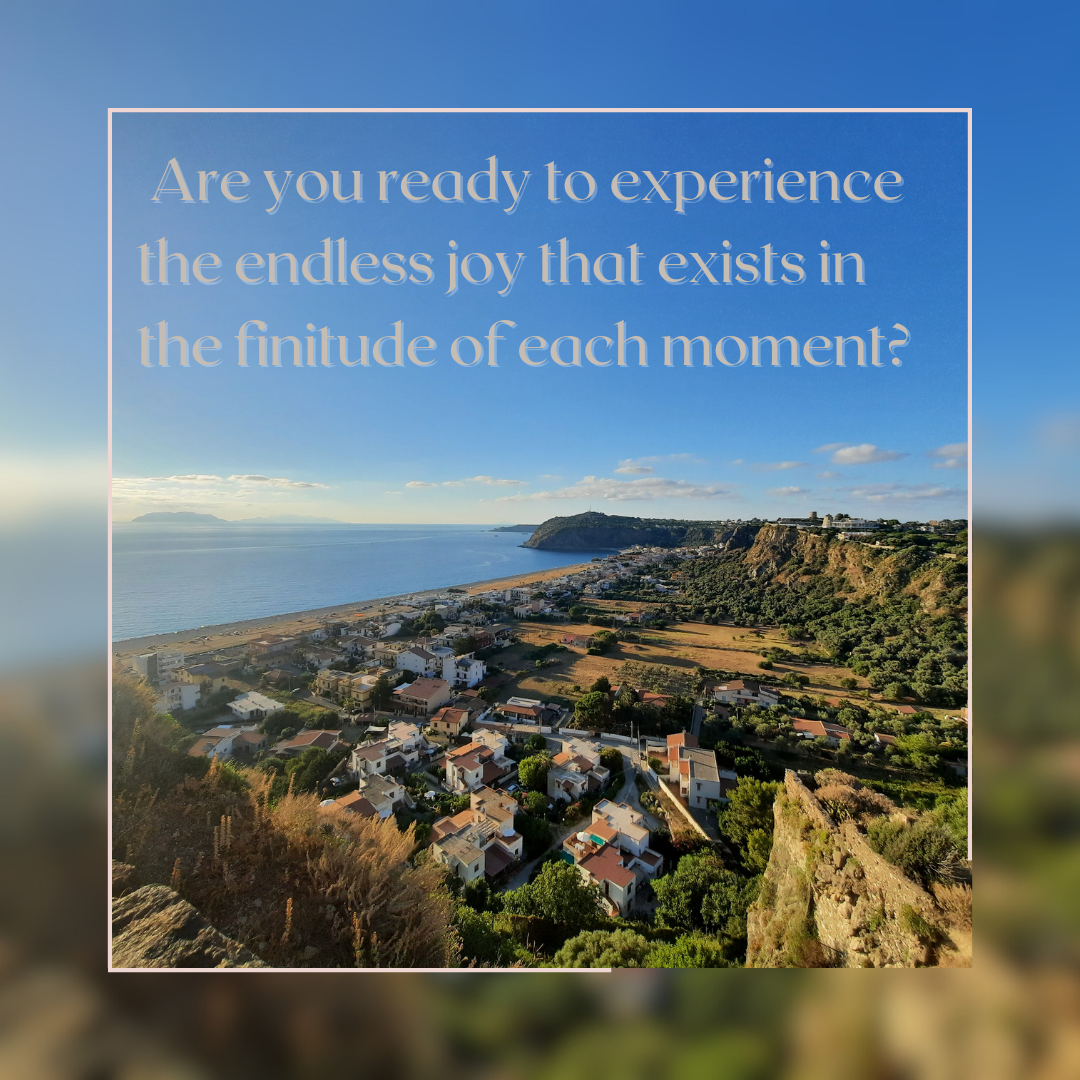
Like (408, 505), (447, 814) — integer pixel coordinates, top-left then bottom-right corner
(127, 512), (347, 525)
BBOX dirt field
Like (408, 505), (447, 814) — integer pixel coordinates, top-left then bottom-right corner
(497, 618), (949, 718)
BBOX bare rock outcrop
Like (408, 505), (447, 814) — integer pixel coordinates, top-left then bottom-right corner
(112, 884), (266, 968)
(746, 772), (971, 967)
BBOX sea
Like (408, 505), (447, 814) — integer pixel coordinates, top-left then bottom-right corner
(112, 523), (608, 641)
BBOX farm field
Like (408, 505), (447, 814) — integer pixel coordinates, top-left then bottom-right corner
(495, 617), (953, 721)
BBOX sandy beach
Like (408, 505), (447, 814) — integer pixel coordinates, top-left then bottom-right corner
(112, 559), (600, 658)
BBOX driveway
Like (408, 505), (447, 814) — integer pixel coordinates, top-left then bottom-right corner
(612, 751), (663, 832)
(691, 702), (705, 738)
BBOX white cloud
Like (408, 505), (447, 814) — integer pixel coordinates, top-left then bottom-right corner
(615, 453), (703, 474)
(384, 491), (403, 496)
(767, 486), (809, 496)
(816, 443), (908, 465)
(462, 475), (524, 486)
(731, 458), (744, 465)
(538, 474), (563, 481)
(227, 474), (328, 489)
(928, 442), (968, 469)
(843, 482), (966, 502)
(405, 480), (438, 489)
(442, 481), (466, 488)
(495, 475), (732, 502)
(754, 461), (807, 472)
(143, 474), (223, 484)
(817, 471), (840, 480)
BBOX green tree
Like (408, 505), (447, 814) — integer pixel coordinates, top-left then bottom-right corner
(413, 611), (446, 636)
(893, 732), (942, 770)
(652, 852), (757, 944)
(717, 777), (781, 850)
(744, 829), (774, 875)
(371, 673), (393, 711)
(551, 928), (653, 968)
(454, 906), (536, 967)
(514, 811), (554, 858)
(932, 789), (968, 848)
(645, 933), (732, 968)
(501, 860), (604, 932)
(518, 752), (553, 792)
(524, 732), (549, 753)
(599, 747), (624, 775)
(573, 691), (609, 728)
(590, 675), (611, 693)
(523, 790), (548, 815)
(451, 635), (479, 656)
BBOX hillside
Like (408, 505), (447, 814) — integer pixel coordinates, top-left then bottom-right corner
(677, 525), (968, 706)
(523, 511), (740, 551)
(692, 523), (967, 616)
(746, 772), (970, 967)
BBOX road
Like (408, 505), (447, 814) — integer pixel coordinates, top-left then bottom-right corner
(691, 702), (705, 739)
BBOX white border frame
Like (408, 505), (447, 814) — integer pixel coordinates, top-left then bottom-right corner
(107, 106), (973, 971)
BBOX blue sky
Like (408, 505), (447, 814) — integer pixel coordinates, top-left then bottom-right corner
(1, 1), (1076, 525)
(110, 109), (967, 522)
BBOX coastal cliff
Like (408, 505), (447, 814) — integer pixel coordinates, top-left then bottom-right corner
(745, 773), (971, 968)
(522, 511), (753, 552)
(686, 522), (967, 617)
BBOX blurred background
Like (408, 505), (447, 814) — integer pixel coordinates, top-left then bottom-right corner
(2, 1), (1079, 1076)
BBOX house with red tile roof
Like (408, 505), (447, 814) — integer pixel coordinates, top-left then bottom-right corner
(392, 677), (452, 716)
(429, 706), (471, 738)
(578, 846), (638, 916)
(547, 742), (609, 803)
(270, 729), (345, 758)
(328, 773), (407, 820)
(444, 741), (510, 794)
(664, 731), (736, 808)
(792, 718), (852, 746)
(429, 786), (523, 883)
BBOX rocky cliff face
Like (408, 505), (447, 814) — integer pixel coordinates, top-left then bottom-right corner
(746, 774), (971, 968)
(733, 524), (962, 615)
(112, 880), (266, 968)
(523, 511), (752, 552)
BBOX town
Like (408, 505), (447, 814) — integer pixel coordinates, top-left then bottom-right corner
(112, 512), (970, 968)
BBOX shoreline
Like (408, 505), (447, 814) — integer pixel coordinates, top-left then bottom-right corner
(112, 559), (603, 657)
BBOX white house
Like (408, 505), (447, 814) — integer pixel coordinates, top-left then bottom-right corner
(396, 646), (440, 678)
(442, 654), (486, 689)
(156, 680), (200, 714)
(429, 787), (523, 882)
(227, 691), (283, 722)
(712, 680), (781, 708)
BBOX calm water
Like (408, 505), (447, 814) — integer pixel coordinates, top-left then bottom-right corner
(112, 523), (605, 640)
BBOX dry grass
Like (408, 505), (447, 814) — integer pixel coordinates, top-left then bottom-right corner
(114, 762), (452, 968)
(504, 619), (861, 704)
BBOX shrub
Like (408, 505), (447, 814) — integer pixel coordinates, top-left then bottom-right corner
(866, 816), (964, 887)
(551, 928), (653, 969)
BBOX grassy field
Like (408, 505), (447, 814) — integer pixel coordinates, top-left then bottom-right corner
(495, 618), (856, 704)
(489, 615), (955, 722)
